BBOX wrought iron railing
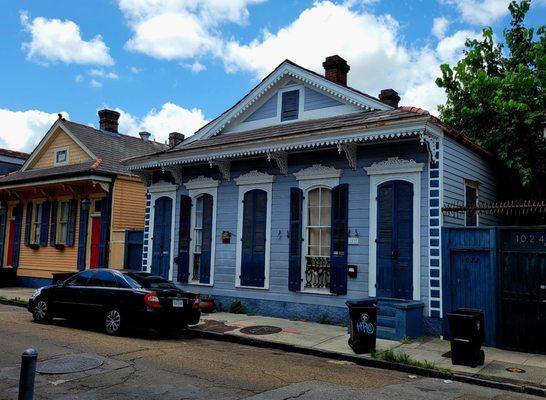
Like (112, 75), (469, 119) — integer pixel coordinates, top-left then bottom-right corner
(304, 256), (330, 289)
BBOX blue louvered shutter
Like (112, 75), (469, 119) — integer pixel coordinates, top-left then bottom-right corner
(24, 203), (32, 246)
(39, 201), (50, 247)
(0, 210), (6, 267)
(199, 194), (213, 284)
(288, 187), (303, 292)
(330, 184), (349, 295)
(176, 195), (192, 283)
(66, 199), (77, 247)
(49, 201), (58, 247)
(98, 195), (110, 267)
(281, 90), (299, 121)
(77, 199), (90, 271)
(11, 204), (23, 267)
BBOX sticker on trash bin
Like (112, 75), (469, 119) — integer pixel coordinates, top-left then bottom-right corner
(356, 313), (375, 334)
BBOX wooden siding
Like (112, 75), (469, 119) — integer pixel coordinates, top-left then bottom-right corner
(29, 128), (91, 170)
(243, 93), (278, 122)
(304, 87), (343, 111)
(443, 136), (499, 227)
(17, 199), (80, 278)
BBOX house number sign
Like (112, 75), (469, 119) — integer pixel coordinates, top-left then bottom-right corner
(502, 229), (546, 251)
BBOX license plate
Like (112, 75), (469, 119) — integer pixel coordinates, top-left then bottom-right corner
(172, 299), (185, 308)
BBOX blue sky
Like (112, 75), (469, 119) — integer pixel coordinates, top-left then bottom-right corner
(1, 0), (544, 152)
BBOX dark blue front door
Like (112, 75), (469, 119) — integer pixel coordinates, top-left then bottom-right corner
(376, 180), (413, 299)
(152, 196), (172, 279)
(240, 189), (267, 287)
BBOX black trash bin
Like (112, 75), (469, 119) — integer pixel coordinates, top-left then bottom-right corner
(346, 299), (378, 354)
(447, 308), (485, 367)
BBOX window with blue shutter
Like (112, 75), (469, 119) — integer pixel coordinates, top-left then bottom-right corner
(288, 187), (303, 292)
(11, 204), (23, 267)
(49, 201), (58, 247)
(176, 195), (192, 283)
(281, 90), (299, 121)
(66, 199), (77, 247)
(39, 202), (50, 247)
(198, 194), (213, 284)
(24, 203), (32, 246)
(330, 184), (349, 295)
(77, 198), (90, 270)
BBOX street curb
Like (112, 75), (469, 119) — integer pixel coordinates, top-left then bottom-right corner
(189, 329), (546, 398)
(0, 298), (28, 308)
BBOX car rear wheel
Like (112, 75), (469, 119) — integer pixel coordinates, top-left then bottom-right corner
(33, 298), (51, 323)
(104, 309), (124, 336)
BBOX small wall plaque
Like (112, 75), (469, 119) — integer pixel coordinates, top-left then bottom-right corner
(348, 237), (359, 245)
(221, 231), (232, 244)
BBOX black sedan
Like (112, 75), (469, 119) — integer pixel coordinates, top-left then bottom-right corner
(28, 269), (201, 335)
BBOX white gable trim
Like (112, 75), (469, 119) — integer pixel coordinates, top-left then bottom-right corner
(21, 121), (97, 172)
(182, 61), (391, 145)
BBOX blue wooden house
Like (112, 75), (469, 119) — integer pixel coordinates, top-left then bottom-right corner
(125, 55), (498, 338)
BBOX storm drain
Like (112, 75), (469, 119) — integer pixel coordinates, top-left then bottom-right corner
(239, 325), (282, 335)
(37, 354), (104, 374)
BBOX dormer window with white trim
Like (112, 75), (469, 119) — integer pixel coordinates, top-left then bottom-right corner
(281, 90), (299, 121)
(54, 147), (69, 165)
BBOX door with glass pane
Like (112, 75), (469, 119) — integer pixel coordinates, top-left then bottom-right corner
(304, 187), (331, 290)
(191, 194), (213, 284)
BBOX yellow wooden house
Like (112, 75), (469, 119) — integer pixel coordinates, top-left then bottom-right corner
(0, 110), (167, 287)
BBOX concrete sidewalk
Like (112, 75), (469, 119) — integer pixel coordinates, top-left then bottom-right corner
(2, 287), (545, 394)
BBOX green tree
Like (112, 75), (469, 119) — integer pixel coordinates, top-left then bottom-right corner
(436, 0), (546, 199)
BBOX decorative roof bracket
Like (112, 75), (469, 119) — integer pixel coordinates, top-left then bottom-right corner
(131, 170), (152, 186)
(337, 142), (357, 170)
(209, 159), (231, 180)
(267, 151), (288, 175)
(165, 166), (183, 185)
(419, 130), (440, 163)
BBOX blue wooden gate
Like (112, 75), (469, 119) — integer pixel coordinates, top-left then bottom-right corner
(442, 228), (498, 346)
(240, 189), (267, 287)
(124, 230), (143, 270)
(151, 197), (172, 279)
(377, 180), (413, 299)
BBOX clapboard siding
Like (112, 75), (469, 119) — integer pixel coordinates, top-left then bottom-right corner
(304, 87), (343, 111)
(443, 137), (498, 226)
(17, 200), (80, 278)
(243, 93), (278, 122)
(111, 177), (147, 230)
(29, 128), (91, 170)
(171, 142), (430, 310)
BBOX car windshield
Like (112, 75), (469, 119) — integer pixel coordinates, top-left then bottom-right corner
(123, 273), (178, 290)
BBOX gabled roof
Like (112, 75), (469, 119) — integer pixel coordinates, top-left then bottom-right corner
(177, 59), (392, 147)
(0, 148), (29, 160)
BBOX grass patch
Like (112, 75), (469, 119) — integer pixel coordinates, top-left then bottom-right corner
(228, 301), (247, 314)
(0, 295), (28, 306)
(400, 336), (411, 345)
(371, 349), (452, 376)
(316, 314), (332, 325)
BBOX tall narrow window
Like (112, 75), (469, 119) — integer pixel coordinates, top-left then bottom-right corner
(281, 90), (299, 121)
(305, 187), (331, 289)
(192, 196), (203, 281)
(465, 180), (478, 227)
(57, 201), (69, 244)
(31, 203), (42, 244)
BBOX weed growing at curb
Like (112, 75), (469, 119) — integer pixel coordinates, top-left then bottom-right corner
(371, 349), (452, 376)
(316, 314), (332, 325)
(0, 295), (28, 306)
(400, 336), (411, 344)
(228, 301), (247, 314)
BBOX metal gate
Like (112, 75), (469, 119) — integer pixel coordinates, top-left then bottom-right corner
(498, 228), (546, 353)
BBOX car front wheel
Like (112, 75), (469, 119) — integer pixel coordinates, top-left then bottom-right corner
(104, 309), (124, 336)
(32, 298), (51, 323)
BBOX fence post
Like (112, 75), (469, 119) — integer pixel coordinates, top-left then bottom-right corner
(18, 348), (37, 400)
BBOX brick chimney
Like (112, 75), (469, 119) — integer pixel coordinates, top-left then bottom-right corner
(322, 55), (350, 86)
(98, 109), (120, 133)
(379, 89), (400, 108)
(168, 132), (185, 147)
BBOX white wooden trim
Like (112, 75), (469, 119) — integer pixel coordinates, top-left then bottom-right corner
(234, 170), (275, 185)
(53, 146), (70, 166)
(184, 176), (219, 190)
(235, 174), (274, 289)
(366, 159), (423, 301)
(186, 184), (218, 286)
(147, 182), (177, 281)
(294, 164), (342, 190)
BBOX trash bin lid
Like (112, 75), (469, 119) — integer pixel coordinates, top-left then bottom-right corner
(346, 298), (377, 307)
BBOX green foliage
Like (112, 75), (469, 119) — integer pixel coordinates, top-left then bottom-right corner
(371, 349), (452, 376)
(228, 300), (247, 314)
(400, 336), (411, 345)
(436, 0), (546, 198)
(316, 314), (332, 325)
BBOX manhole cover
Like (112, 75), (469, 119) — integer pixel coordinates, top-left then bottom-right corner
(506, 367), (526, 374)
(239, 325), (282, 335)
(37, 354), (103, 374)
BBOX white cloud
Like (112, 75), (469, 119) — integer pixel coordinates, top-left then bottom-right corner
(185, 61), (207, 73)
(118, 0), (264, 61)
(442, 0), (510, 25)
(116, 102), (209, 143)
(130, 66), (142, 74)
(432, 16), (450, 39)
(20, 11), (113, 66)
(89, 79), (102, 88)
(0, 109), (68, 153)
(75, 74), (84, 83)
(89, 69), (119, 80)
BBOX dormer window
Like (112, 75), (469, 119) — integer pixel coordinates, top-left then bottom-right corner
(54, 147), (68, 165)
(281, 90), (299, 121)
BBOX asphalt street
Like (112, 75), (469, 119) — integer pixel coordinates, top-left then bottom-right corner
(0, 303), (541, 400)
